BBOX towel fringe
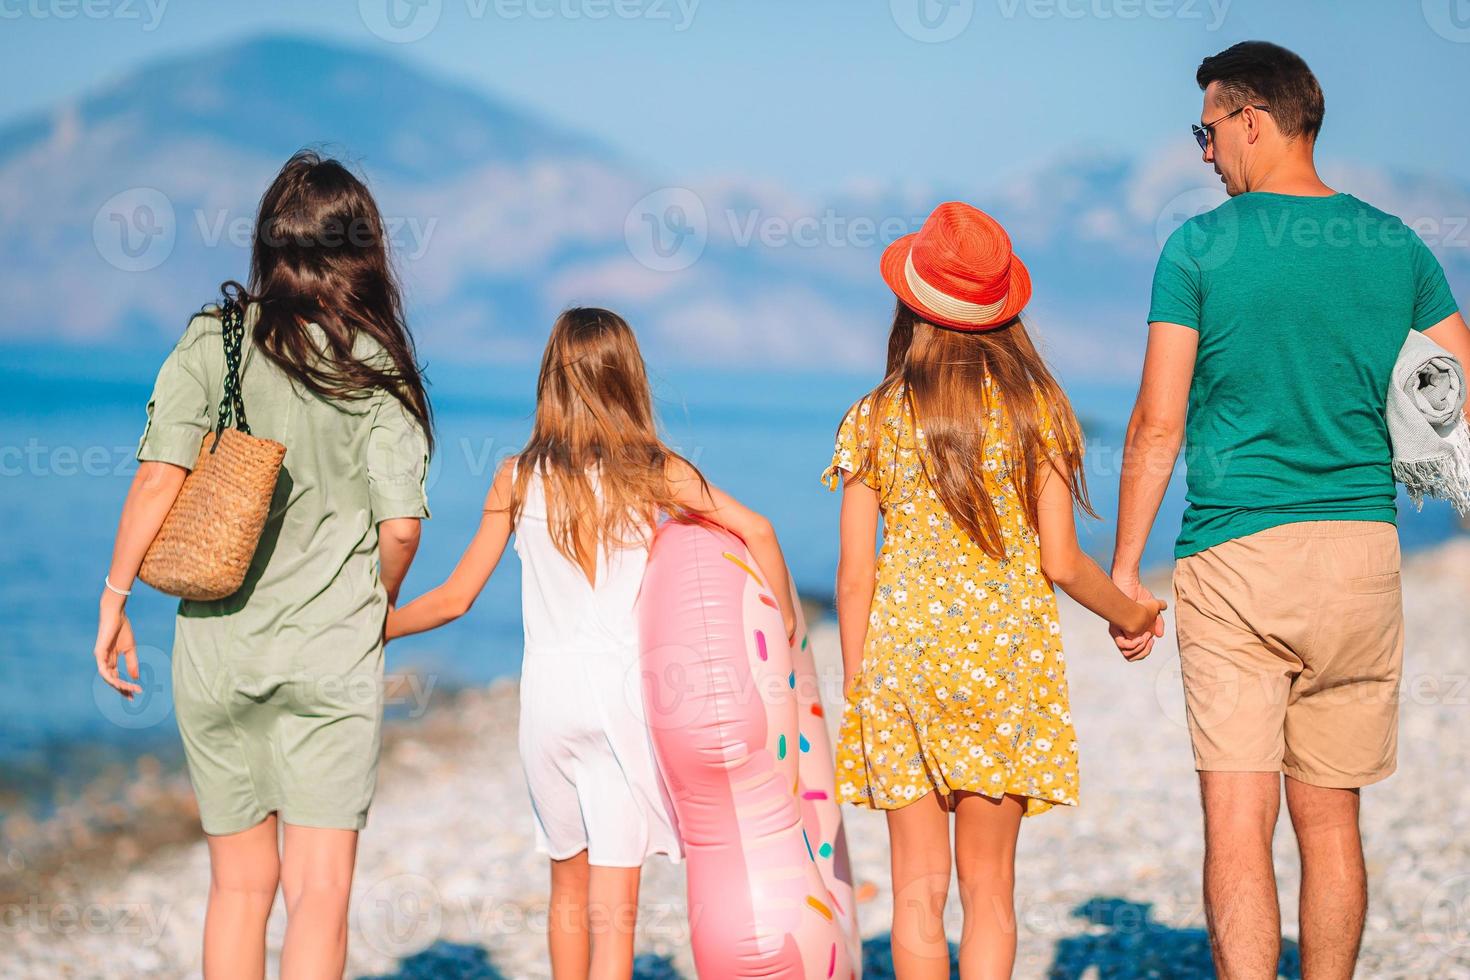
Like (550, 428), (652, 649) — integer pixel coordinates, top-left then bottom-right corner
(1394, 423), (1470, 515)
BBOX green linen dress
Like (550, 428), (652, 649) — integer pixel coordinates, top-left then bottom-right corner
(136, 304), (430, 835)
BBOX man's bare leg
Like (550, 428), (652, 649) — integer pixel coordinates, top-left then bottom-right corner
(1200, 771), (1282, 978)
(1285, 777), (1365, 980)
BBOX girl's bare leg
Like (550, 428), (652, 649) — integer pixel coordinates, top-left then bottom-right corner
(587, 863), (641, 980)
(549, 850), (591, 978)
(953, 791), (1025, 979)
(886, 790), (953, 979)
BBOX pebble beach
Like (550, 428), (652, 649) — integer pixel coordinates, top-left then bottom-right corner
(7, 540), (1470, 979)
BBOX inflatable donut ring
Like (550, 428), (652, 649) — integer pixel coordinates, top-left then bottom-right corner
(638, 519), (861, 979)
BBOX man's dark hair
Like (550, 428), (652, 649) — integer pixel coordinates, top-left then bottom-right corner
(1197, 41), (1324, 141)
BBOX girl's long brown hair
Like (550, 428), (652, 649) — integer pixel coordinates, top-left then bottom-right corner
(847, 302), (1093, 558)
(511, 308), (706, 570)
(225, 150), (433, 451)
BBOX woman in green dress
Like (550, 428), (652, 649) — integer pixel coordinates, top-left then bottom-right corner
(91, 152), (433, 979)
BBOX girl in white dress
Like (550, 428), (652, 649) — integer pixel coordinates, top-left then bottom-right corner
(387, 308), (797, 978)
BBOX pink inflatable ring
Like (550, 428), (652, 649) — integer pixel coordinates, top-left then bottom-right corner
(638, 519), (861, 979)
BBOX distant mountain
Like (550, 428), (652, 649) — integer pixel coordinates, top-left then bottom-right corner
(1, 34), (1466, 377)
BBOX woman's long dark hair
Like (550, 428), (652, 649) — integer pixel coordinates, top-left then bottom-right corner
(225, 150), (433, 452)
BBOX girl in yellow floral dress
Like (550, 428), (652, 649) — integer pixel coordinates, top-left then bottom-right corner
(823, 202), (1165, 979)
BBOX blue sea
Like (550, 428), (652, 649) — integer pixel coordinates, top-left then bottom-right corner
(1, 346), (1462, 806)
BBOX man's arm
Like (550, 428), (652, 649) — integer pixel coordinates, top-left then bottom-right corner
(1423, 312), (1470, 424)
(1111, 322), (1198, 655)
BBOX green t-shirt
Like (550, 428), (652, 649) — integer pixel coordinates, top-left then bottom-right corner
(1150, 192), (1459, 559)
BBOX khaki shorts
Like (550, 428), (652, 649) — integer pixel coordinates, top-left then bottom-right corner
(1173, 520), (1404, 788)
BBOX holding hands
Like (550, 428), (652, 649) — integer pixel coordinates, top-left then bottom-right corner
(1109, 570), (1166, 662)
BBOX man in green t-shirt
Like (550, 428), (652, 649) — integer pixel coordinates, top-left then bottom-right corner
(1109, 41), (1470, 978)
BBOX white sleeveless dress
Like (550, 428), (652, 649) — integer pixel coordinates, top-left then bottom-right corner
(512, 467), (682, 867)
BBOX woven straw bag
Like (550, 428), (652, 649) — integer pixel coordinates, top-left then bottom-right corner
(139, 301), (287, 601)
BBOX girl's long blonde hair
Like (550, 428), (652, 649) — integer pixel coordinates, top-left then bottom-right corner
(845, 302), (1093, 558)
(510, 308), (704, 569)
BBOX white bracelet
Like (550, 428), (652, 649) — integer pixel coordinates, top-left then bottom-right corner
(104, 575), (132, 597)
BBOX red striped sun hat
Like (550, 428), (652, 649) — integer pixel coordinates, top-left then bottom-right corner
(881, 201), (1031, 331)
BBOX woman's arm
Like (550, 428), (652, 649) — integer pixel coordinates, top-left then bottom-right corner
(666, 459), (798, 641)
(386, 461), (515, 639)
(834, 478), (880, 694)
(377, 518), (421, 606)
(1037, 456), (1165, 660)
(94, 461), (188, 697)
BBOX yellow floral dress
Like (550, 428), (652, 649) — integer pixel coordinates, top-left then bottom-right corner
(821, 384), (1079, 816)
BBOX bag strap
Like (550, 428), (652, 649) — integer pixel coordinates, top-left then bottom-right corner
(209, 299), (251, 453)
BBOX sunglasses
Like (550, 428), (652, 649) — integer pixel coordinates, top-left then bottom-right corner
(1192, 104), (1271, 151)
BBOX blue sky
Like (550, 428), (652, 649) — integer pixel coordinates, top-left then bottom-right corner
(2, 0), (1467, 193)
